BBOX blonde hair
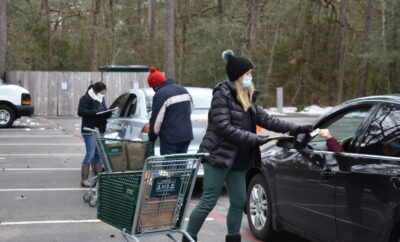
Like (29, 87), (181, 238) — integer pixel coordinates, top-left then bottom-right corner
(234, 80), (254, 111)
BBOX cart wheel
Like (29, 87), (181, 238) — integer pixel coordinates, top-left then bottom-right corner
(83, 193), (91, 202)
(89, 199), (97, 207)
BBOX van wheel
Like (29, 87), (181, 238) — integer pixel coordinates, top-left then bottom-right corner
(0, 105), (15, 128)
(246, 174), (278, 240)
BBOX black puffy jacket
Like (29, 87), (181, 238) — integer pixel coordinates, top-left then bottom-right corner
(198, 81), (299, 169)
(78, 93), (111, 134)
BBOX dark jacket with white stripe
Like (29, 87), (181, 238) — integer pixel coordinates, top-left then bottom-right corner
(149, 79), (193, 144)
(199, 81), (300, 169)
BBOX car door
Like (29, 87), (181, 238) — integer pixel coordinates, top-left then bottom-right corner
(335, 103), (400, 242)
(106, 91), (147, 139)
(275, 105), (372, 241)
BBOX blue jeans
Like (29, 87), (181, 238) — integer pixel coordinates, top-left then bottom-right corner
(160, 141), (190, 155)
(82, 134), (101, 164)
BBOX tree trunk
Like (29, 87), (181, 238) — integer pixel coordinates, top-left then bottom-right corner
(333, 0), (348, 104)
(109, 0), (116, 64)
(164, 0), (175, 79)
(43, 0), (53, 70)
(388, 0), (399, 93)
(218, 0), (226, 25)
(148, 0), (156, 60)
(246, 0), (260, 52)
(0, 0), (7, 80)
(357, 0), (375, 97)
(90, 0), (101, 71)
(265, 27), (279, 85)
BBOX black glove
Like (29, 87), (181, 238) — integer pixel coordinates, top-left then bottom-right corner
(256, 135), (270, 146)
(296, 125), (314, 134)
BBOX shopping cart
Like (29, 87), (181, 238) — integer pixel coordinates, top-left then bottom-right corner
(82, 127), (153, 207)
(97, 153), (208, 242)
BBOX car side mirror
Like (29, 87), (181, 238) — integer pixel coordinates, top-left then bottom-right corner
(294, 133), (309, 150)
(276, 137), (295, 149)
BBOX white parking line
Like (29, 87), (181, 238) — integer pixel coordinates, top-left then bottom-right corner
(0, 188), (89, 192)
(0, 135), (71, 138)
(0, 219), (100, 226)
(184, 218), (214, 221)
(0, 154), (82, 156)
(0, 143), (82, 146)
(0, 218), (214, 226)
(2, 168), (80, 171)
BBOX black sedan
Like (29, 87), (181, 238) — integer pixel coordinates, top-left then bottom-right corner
(246, 95), (400, 242)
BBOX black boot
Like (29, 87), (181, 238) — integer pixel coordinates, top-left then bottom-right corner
(226, 234), (241, 242)
(182, 234), (197, 242)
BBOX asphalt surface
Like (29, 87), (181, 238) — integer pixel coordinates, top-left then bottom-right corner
(0, 115), (317, 242)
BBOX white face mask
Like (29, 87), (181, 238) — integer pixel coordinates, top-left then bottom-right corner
(97, 93), (105, 100)
(242, 76), (252, 88)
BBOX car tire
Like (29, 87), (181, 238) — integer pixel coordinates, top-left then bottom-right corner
(246, 173), (278, 240)
(389, 223), (400, 242)
(0, 105), (15, 128)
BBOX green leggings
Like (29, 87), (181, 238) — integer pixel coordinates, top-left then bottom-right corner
(186, 163), (247, 236)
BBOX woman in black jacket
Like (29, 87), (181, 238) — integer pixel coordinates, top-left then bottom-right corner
(184, 50), (313, 242)
(77, 82), (111, 187)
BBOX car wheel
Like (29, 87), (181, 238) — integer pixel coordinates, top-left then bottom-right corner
(246, 173), (277, 240)
(389, 224), (400, 242)
(0, 105), (15, 128)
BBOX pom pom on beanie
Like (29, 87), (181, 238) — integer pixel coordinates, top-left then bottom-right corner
(147, 66), (166, 88)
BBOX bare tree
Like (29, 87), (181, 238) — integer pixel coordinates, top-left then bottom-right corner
(148, 0), (156, 59)
(333, 0), (348, 104)
(90, 0), (102, 71)
(43, 0), (53, 70)
(388, 0), (399, 93)
(0, 0), (7, 80)
(218, 0), (226, 25)
(109, 0), (116, 64)
(357, 0), (375, 97)
(164, 0), (175, 79)
(246, 0), (260, 52)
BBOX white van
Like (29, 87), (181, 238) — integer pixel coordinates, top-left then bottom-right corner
(0, 79), (34, 128)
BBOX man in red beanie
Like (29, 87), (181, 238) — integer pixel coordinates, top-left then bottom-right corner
(147, 66), (193, 154)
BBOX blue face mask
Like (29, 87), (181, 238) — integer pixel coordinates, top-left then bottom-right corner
(97, 93), (105, 100)
(242, 76), (252, 88)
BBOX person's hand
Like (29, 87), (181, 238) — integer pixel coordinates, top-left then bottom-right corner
(318, 129), (332, 139)
(296, 125), (314, 134)
(256, 135), (270, 146)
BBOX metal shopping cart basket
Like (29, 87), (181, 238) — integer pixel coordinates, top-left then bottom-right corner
(97, 153), (208, 242)
(82, 127), (153, 207)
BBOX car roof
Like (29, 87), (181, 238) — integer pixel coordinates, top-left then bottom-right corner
(130, 87), (213, 97)
(317, 94), (400, 123)
(342, 94), (400, 105)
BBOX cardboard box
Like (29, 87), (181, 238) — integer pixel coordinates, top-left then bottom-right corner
(106, 142), (128, 172)
(126, 142), (147, 170)
(136, 180), (178, 232)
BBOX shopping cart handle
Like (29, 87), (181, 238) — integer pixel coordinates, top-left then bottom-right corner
(153, 153), (209, 159)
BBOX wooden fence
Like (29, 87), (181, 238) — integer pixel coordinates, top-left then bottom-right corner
(6, 71), (149, 116)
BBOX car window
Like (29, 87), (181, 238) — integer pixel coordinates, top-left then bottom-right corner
(123, 94), (138, 118)
(309, 108), (371, 151)
(145, 93), (154, 113)
(110, 93), (129, 112)
(358, 104), (400, 157)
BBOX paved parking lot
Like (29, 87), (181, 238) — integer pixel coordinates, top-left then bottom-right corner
(0, 116), (316, 242)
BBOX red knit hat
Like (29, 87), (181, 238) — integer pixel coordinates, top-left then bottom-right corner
(147, 66), (166, 88)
